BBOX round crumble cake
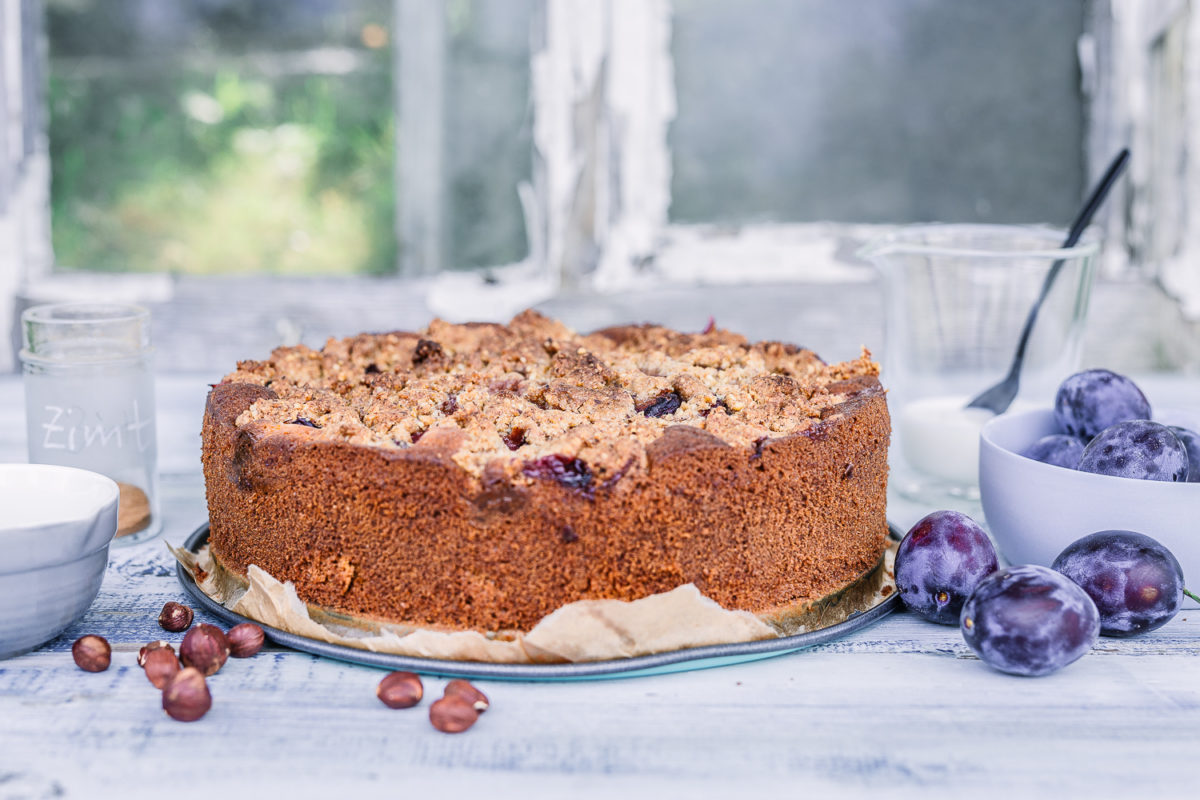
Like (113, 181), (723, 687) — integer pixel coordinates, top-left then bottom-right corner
(201, 310), (890, 633)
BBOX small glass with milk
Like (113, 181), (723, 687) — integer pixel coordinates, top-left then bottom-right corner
(19, 303), (160, 545)
(861, 225), (1099, 509)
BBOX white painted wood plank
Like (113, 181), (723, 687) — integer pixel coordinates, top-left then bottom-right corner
(3, 646), (1198, 797)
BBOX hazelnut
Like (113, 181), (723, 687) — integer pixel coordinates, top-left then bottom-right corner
(179, 623), (229, 676)
(142, 647), (181, 689)
(443, 679), (489, 712)
(162, 667), (212, 722)
(158, 602), (194, 633)
(71, 635), (111, 672)
(377, 671), (423, 709)
(137, 640), (174, 667)
(226, 623), (264, 658)
(429, 696), (479, 733)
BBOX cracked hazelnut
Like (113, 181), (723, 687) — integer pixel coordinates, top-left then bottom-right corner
(443, 679), (489, 712)
(377, 671), (423, 709)
(226, 623), (264, 658)
(180, 623), (229, 676)
(158, 602), (194, 633)
(142, 647), (181, 689)
(71, 635), (111, 672)
(162, 667), (211, 722)
(429, 696), (479, 733)
(137, 640), (174, 667)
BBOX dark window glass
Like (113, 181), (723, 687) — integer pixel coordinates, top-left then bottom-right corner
(670, 0), (1086, 225)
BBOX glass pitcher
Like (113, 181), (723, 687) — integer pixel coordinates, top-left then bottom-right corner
(860, 224), (1099, 507)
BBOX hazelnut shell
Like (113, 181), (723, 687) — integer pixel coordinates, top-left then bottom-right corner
(429, 696), (479, 733)
(143, 647), (181, 689)
(71, 635), (111, 672)
(137, 640), (174, 667)
(162, 667), (212, 722)
(377, 671), (424, 709)
(227, 623), (264, 658)
(180, 623), (229, 676)
(443, 679), (489, 712)
(158, 602), (194, 633)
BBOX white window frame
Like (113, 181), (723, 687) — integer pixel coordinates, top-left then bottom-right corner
(2, 0), (1197, 373)
(1083, 0), (1200, 316)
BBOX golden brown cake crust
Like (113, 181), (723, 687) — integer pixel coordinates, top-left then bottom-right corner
(201, 311), (890, 633)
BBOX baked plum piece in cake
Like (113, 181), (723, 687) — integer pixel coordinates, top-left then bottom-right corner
(201, 310), (890, 633)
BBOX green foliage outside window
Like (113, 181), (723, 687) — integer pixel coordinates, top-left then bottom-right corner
(50, 66), (396, 276)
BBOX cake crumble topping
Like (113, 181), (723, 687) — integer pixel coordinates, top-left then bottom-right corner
(223, 309), (879, 483)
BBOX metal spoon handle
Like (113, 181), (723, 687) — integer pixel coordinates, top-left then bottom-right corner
(1008, 149), (1129, 368)
(966, 148), (1130, 413)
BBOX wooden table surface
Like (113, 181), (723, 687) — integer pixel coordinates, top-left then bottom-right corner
(1, 374), (1197, 799)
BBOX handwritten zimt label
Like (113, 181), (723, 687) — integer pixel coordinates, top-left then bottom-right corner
(38, 400), (154, 453)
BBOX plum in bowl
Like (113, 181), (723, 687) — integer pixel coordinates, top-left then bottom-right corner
(979, 407), (1200, 573)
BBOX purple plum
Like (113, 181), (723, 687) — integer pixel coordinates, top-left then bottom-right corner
(895, 511), (999, 625)
(1168, 426), (1200, 483)
(1052, 530), (1185, 637)
(1021, 434), (1085, 469)
(960, 565), (1099, 677)
(1054, 369), (1151, 440)
(1078, 420), (1189, 482)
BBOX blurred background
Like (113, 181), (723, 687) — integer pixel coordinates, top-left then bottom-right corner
(0, 0), (1197, 374)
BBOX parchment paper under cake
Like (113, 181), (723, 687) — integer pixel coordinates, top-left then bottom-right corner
(170, 540), (896, 664)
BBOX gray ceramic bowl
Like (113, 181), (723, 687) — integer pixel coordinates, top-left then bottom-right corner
(979, 408), (1200, 577)
(0, 464), (119, 660)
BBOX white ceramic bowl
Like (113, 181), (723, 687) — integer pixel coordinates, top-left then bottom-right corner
(0, 464), (119, 660)
(979, 408), (1200, 578)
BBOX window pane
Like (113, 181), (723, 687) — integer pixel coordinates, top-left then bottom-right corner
(47, 0), (395, 275)
(444, 0), (534, 270)
(669, 0), (1086, 225)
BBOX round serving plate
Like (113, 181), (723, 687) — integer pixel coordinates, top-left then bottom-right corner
(177, 522), (901, 681)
